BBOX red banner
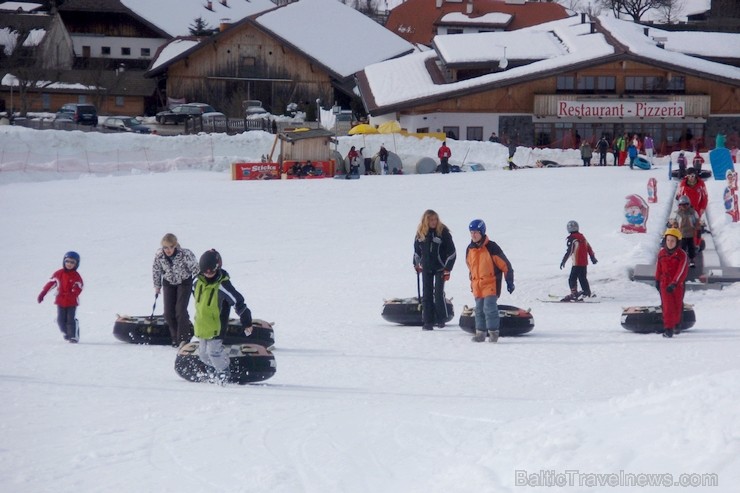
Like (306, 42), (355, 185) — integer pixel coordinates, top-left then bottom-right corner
(231, 162), (280, 181)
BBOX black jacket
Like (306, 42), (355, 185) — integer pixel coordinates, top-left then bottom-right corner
(413, 227), (456, 273)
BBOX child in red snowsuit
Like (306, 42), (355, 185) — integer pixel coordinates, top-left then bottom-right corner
(38, 251), (84, 342)
(655, 229), (689, 338)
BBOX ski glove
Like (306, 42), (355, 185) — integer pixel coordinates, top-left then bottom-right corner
(655, 281), (660, 292)
(666, 283), (677, 293)
(37, 293), (44, 303)
(507, 283), (515, 294)
(414, 265), (423, 273)
(442, 270), (450, 281)
(559, 261), (565, 270)
(591, 257), (598, 265)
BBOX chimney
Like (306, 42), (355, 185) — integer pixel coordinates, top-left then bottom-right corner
(206, 1), (213, 11)
(643, 27), (649, 36)
(220, 0), (228, 6)
(219, 18), (231, 32)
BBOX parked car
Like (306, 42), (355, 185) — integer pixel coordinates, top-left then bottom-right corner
(55, 103), (98, 126)
(155, 103), (217, 124)
(102, 116), (151, 134)
(243, 100), (267, 116)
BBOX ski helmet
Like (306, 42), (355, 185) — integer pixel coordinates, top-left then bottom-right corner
(677, 195), (690, 206)
(468, 219), (486, 236)
(664, 228), (682, 241)
(567, 220), (579, 233)
(199, 249), (222, 274)
(63, 251), (80, 269)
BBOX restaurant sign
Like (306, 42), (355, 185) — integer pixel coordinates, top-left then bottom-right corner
(558, 100), (685, 118)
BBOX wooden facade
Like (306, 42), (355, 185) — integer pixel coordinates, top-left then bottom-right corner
(162, 24), (337, 119)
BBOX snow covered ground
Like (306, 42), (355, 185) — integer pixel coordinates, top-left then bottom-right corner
(1, 126), (739, 492)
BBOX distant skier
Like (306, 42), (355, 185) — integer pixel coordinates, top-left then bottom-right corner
(193, 249), (252, 384)
(437, 141), (451, 174)
(465, 219), (514, 343)
(378, 144), (389, 175)
(670, 196), (701, 268)
(655, 228), (689, 338)
(596, 135), (609, 166)
(413, 210), (456, 330)
(38, 251), (83, 343)
(676, 152), (688, 178)
(559, 221), (597, 301)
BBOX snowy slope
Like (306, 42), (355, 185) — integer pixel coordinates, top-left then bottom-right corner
(1, 126), (739, 492)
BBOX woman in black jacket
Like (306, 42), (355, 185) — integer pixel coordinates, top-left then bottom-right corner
(413, 210), (456, 330)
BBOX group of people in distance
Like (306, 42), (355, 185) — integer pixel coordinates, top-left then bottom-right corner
(289, 160), (318, 178)
(38, 233), (252, 384)
(346, 144), (391, 176)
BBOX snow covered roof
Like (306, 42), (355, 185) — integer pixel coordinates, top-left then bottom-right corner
(438, 12), (512, 26)
(253, 0), (414, 79)
(657, 31), (739, 59)
(21, 27), (43, 46)
(119, 0), (277, 38)
(148, 38), (201, 73)
(358, 13), (740, 115)
(433, 30), (565, 65)
(598, 16), (740, 81)
(0, 2), (43, 13)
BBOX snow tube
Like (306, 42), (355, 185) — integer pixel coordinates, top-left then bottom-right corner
(415, 157), (437, 174)
(113, 315), (275, 348)
(620, 305), (696, 334)
(458, 304), (535, 336)
(633, 156), (651, 170)
(381, 297), (454, 326)
(671, 169), (712, 180)
(174, 342), (276, 384)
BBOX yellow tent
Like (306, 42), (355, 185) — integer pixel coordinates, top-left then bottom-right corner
(348, 123), (378, 135)
(378, 121), (402, 134)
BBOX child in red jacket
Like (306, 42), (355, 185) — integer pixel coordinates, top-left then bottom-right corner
(38, 251), (84, 343)
(560, 220), (598, 301)
(655, 229), (689, 338)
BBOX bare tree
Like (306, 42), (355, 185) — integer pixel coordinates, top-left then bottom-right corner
(597, 0), (675, 21)
(0, 32), (54, 116)
(656, 0), (685, 24)
(559, 0), (604, 16)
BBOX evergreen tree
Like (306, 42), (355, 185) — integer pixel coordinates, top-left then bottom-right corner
(189, 17), (213, 36)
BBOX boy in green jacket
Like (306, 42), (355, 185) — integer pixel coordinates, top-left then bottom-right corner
(194, 249), (252, 383)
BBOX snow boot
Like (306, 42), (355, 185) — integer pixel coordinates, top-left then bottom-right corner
(663, 328), (674, 338)
(422, 323), (433, 331)
(437, 322), (445, 329)
(471, 330), (486, 342)
(488, 330), (500, 343)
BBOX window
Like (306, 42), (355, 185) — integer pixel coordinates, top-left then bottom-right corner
(41, 93), (51, 111)
(101, 46), (111, 55)
(577, 76), (616, 93)
(446, 28), (463, 35)
(443, 126), (459, 140)
(466, 126), (483, 141)
(77, 95), (87, 104)
(416, 127), (429, 133)
(121, 47), (131, 56)
(625, 76), (681, 93)
(115, 96), (124, 107)
(556, 76), (575, 92)
(140, 48), (150, 57)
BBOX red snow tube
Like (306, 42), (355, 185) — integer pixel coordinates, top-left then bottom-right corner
(458, 304), (535, 336)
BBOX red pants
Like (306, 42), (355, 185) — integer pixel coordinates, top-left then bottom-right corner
(660, 283), (685, 329)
